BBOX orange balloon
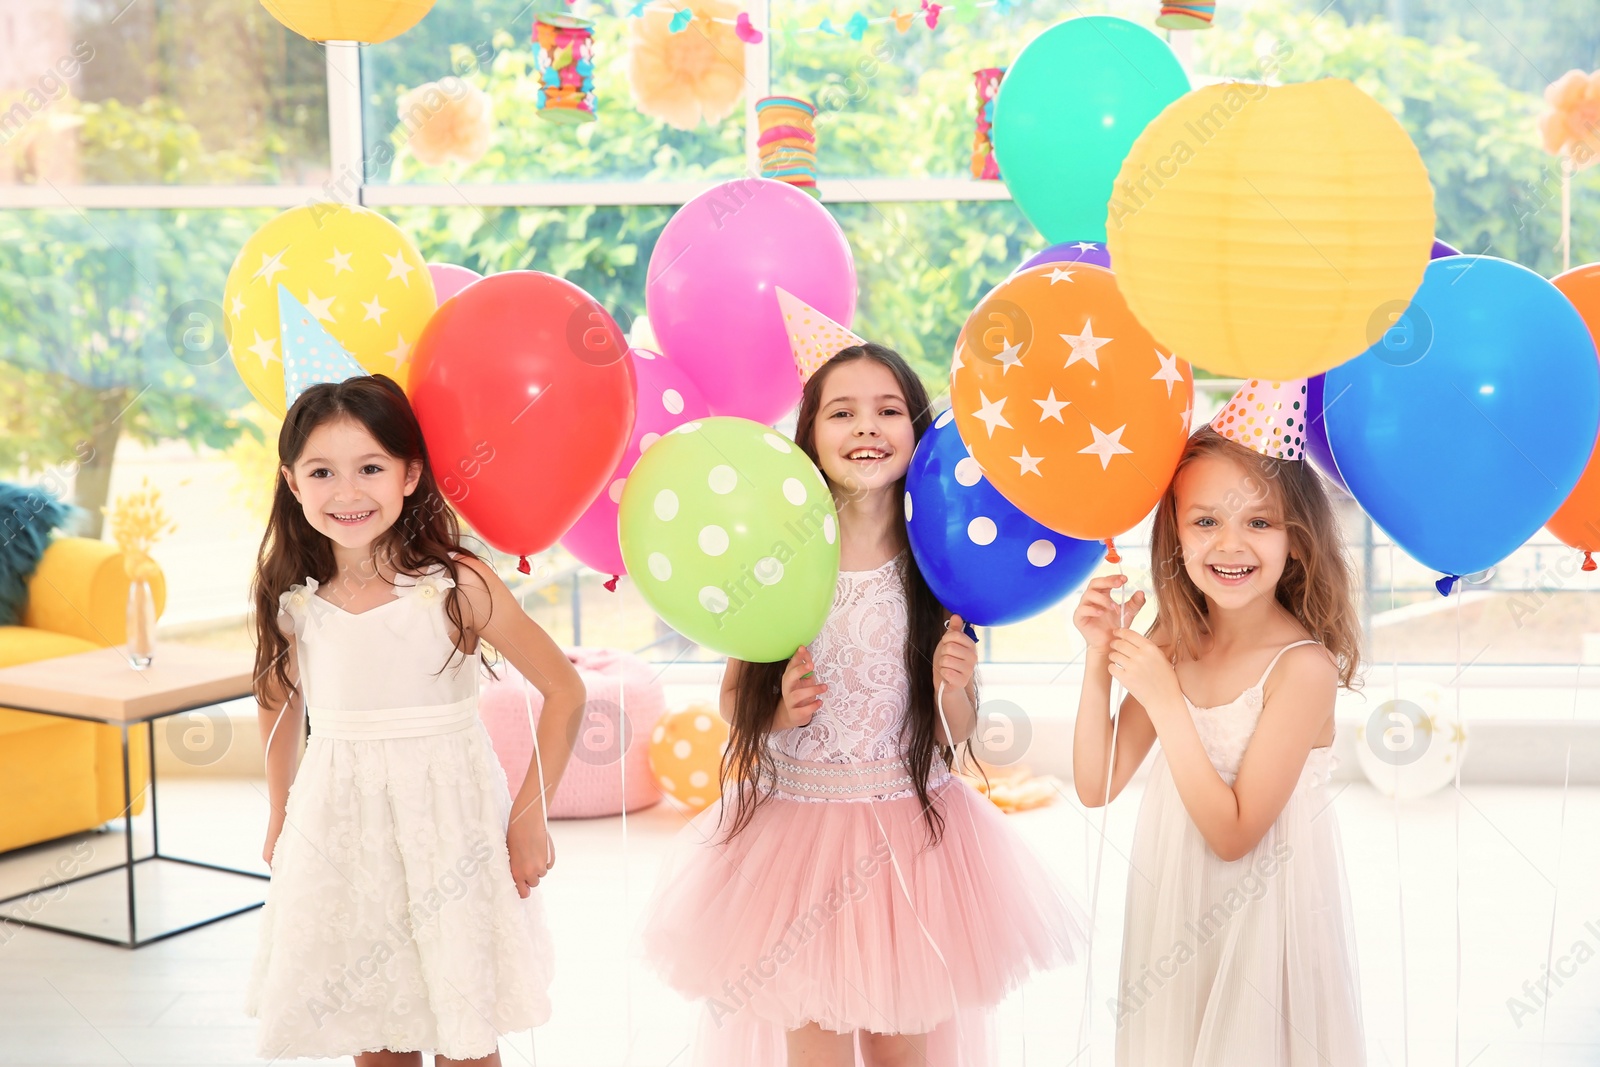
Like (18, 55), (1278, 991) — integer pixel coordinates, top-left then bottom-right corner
(950, 264), (1194, 540)
(1546, 262), (1600, 567)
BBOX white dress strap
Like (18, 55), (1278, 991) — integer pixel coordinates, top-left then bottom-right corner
(1254, 638), (1321, 691)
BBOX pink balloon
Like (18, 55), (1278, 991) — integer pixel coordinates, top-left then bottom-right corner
(427, 262), (483, 303)
(645, 178), (856, 426)
(561, 347), (712, 577)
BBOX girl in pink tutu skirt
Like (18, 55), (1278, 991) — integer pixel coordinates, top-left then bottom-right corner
(639, 343), (1087, 1066)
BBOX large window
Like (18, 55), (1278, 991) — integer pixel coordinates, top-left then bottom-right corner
(2, 0), (1597, 667)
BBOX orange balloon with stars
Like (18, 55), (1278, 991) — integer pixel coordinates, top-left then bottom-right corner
(949, 263), (1194, 542)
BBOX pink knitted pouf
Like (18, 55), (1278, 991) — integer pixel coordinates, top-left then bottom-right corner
(478, 646), (664, 818)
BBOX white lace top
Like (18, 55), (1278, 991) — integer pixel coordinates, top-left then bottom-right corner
(765, 550), (950, 802)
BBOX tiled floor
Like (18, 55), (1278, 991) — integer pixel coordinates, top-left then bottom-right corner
(1, 776), (1597, 1066)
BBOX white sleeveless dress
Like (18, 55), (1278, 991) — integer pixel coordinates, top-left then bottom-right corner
(244, 562), (554, 1060)
(1115, 639), (1365, 1066)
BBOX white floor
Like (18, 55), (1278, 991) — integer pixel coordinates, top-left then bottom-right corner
(1, 777), (1597, 1067)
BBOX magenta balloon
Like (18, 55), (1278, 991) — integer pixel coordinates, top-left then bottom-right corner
(428, 263), (483, 303)
(645, 179), (856, 425)
(560, 348), (713, 576)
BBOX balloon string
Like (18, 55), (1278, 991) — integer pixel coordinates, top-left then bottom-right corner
(1562, 156), (1573, 273)
(1537, 655), (1579, 1065)
(1075, 554), (1128, 1065)
(1453, 584), (1463, 1067)
(1391, 543), (1411, 1067)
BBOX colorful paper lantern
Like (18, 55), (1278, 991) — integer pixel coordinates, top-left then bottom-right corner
(535, 14), (597, 124)
(971, 67), (1004, 180)
(1155, 0), (1216, 30)
(260, 0), (435, 44)
(756, 96), (819, 195)
(1105, 79), (1435, 380)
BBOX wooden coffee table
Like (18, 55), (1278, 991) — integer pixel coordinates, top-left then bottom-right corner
(0, 643), (267, 948)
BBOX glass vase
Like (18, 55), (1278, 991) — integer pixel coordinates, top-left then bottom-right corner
(126, 579), (156, 669)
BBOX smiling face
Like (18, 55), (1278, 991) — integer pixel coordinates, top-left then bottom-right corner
(1172, 452), (1294, 609)
(281, 416), (421, 555)
(809, 357), (917, 497)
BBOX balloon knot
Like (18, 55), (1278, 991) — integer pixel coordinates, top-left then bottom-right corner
(517, 556), (532, 575)
(1585, 552), (1597, 572)
(1103, 539), (1121, 565)
(1434, 574), (1460, 597)
(603, 575), (620, 592)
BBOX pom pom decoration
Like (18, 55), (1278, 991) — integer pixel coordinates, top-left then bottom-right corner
(1538, 69), (1600, 167)
(398, 78), (492, 166)
(648, 704), (730, 811)
(260, 0), (435, 44)
(534, 14), (598, 124)
(971, 68), (1004, 181)
(627, 0), (747, 131)
(1105, 79), (1435, 380)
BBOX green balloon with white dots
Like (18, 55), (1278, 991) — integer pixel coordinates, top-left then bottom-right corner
(618, 416), (840, 662)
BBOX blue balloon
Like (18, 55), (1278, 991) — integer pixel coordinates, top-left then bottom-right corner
(1326, 256), (1600, 579)
(906, 410), (1102, 626)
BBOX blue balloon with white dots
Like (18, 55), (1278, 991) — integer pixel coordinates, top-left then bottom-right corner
(905, 409), (1102, 627)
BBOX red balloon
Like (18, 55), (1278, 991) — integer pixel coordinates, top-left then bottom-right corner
(409, 271), (636, 569)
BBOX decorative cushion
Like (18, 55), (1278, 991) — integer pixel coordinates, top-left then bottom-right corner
(0, 484), (72, 627)
(478, 646), (664, 819)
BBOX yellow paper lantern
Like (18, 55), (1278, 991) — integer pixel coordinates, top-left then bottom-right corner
(647, 703), (729, 811)
(223, 203), (436, 418)
(260, 0), (436, 44)
(1105, 79), (1435, 380)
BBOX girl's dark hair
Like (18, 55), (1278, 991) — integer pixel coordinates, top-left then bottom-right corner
(250, 374), (489, 709)
(717, 343), (977, 847)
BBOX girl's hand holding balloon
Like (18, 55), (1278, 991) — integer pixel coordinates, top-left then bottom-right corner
(1072, 574), (1146, 655)
(775, 646), (827, 730)
(1107, 627), (1183, 723)
(934, 613), (978, 693)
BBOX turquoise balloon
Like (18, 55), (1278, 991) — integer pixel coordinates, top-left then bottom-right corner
(617, 417), (840, 662)
(993, 16), (1190, 244)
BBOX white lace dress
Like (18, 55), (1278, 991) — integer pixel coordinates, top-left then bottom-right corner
(244, 562), (554, 1060)
(638, 550), (1087, 1066)
(1116, 639), (1366, 1066)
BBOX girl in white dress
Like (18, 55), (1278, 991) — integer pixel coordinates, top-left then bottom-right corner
(244, 374), (586, 1066)
(1072, 423), (1366, 1066)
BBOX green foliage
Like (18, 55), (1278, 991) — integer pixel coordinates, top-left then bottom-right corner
(0, 209), (263, 472)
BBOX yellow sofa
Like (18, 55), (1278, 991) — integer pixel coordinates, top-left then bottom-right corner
(0, 537), (167, 855)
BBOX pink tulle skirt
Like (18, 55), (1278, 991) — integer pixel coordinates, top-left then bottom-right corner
(637, 774), (1087, 1066)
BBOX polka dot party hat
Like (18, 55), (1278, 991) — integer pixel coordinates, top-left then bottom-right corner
(1210, 377), (1309, 460)
(777, 285), (865, 384)
(278, 284), (371, 407)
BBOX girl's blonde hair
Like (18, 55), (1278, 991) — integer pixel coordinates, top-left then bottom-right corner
(1147, 426), (1363, 690)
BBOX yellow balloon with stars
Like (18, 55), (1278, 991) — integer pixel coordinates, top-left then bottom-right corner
(223, 204), (435, 418)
